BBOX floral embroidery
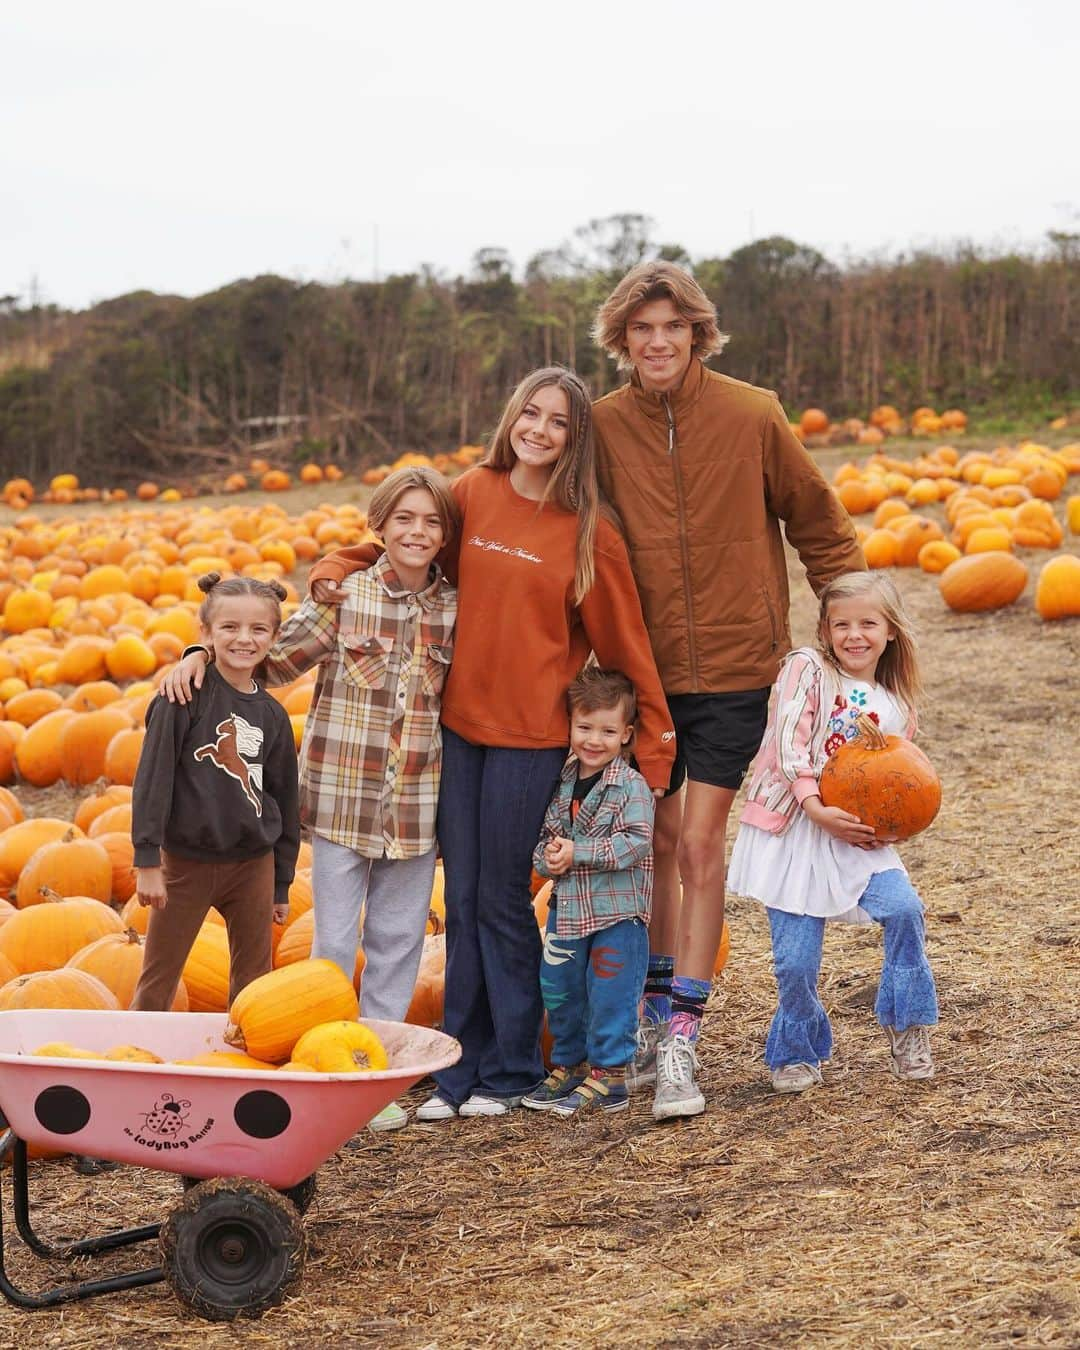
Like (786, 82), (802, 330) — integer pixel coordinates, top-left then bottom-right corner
(824, 732), (846, 756)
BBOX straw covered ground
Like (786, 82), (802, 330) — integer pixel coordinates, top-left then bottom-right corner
(1, 470), (1078, 1348)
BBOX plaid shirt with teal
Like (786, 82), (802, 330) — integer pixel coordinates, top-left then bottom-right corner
(266, 556), (456, 859)
(532, 755), (654, 939)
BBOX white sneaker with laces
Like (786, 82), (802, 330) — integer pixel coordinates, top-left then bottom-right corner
(652, 1034), (706, 1120)
(457, 1093), (523, 1117)
(416, 1093), (457, 1121)
(626, 1020), (668, 1092)
(770, 1062), (823, 1094)
(886, 1025), (935, 1080)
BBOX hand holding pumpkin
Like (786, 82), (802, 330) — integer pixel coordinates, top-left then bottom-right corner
(135, 866), (168, 909)
(801, 796), (878, 848)
(272, 903), (289, 925)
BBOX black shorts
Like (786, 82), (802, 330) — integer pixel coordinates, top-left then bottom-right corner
(664, 688), (771, 795)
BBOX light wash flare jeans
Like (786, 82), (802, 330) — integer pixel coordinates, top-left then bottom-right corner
(765, 868), (938, 1071)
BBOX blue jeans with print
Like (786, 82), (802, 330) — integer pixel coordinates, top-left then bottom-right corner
(540, 912), (649, 1069)
(765, 868), (938, 1070)
(433, 727), (567, 1106)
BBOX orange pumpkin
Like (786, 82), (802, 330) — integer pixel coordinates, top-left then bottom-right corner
(1034, 554), (1080, 621)
(0, 967), (119, 1011)
(94, 831), (138, 903)
(0, 892), (125, 973)
(800, 408), (829, 436)
(819, 713), (942, 841)
(273, 909), (365, 988)
(939, 553), (1028, 613)
(181, 921), (231, 1012)
(102, 726), (145, 785)
(224, 959), (359, 1062)
(74, 784), (133, 834)
(59, 705), (133, 785)
(13, 708), (78, 786)
(66, 927), (189, 1010)
(0, 817), (82, 891)
(405, 934), (446, 1028)
(15, 832), (113, 908)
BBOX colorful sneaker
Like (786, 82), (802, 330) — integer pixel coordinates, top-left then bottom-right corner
(368, 1102), (409, 1131)
(457, 1093), (523, 1117)
(522, 1066), (587, 1111)
(625, 1020), (668, 1092)
(551, 1070), (629, 1116)
(415, 1093), (457, 1121)
(770, 1062), (823, 1094)
(652, 1034), (706, 1120)
(886, 1025), (935, 1080)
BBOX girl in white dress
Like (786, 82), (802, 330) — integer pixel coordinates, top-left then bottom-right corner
(728, 572), (939, 1092)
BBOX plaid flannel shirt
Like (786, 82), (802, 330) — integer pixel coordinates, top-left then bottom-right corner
(265, 556), (456, 858)
(532, 755), (654, 938)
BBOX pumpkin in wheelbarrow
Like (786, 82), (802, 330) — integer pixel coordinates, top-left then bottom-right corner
(289, 1020), (388, 1073)
(819, 713), (941, 841)
(224, 958), (359, 1063)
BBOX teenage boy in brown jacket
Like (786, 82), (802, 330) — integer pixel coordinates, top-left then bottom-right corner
(591, 261), (864, 1120)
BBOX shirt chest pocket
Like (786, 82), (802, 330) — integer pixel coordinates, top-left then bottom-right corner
(339, 631), (392, 690)
(421, 643), (454, 699)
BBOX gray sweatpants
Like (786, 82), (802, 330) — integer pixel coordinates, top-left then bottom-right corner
(310, 835), (436, 1022)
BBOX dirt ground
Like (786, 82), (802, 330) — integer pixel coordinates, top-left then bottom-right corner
(1, 446), (1078, 1348)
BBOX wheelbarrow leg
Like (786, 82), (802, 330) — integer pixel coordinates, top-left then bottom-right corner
(0, 1128), (165, 1309)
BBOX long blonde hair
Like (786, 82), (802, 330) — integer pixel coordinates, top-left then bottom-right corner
(816, 572), (923, 712)
(480, 366), (600, 605)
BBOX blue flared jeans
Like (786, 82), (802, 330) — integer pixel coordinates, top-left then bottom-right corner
(433, 727), (567, 1106)
(765, 868), (938, 1071)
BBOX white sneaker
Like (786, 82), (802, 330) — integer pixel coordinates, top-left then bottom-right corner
(368, 1102), (409, 1131)
(457, 1093), (523, 1117)
(416, 1093), (457, 1121)
(626, 1020), (668, 1092)
(652, 1035), (706, 1120)
(886, 1025), (935, 1080)
(770, 1062), (823, 1094)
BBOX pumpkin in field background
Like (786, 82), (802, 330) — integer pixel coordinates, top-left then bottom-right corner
(819, 714), (942, 842)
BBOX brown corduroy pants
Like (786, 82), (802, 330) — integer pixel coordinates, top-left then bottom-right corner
(130, 850), (275, 1012)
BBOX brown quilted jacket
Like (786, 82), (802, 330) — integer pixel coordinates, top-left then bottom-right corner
(591, 360), (865, 694)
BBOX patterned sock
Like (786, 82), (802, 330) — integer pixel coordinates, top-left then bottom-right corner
(669, 976), (711, 1042)
(642, 955), (674, 1026)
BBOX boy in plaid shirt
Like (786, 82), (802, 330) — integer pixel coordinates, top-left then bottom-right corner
(523, 667), (656, 1116)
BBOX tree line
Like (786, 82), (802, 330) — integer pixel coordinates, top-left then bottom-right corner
(0, 216), (1076, 485)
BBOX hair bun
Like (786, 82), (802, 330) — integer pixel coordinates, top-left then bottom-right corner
(268, 580), (288, 600)
(197, 571), (222, 593)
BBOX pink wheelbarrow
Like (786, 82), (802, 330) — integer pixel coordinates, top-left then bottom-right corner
(0, 1008), (460, 1320)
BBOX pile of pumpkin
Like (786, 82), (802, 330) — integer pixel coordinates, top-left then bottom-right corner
(359, 445), (485, 487)
(825, 441), (1080, 622)
(30, 958), (390, 1075)
(0, 795), (448, 1027)
(795, 405), (969, 447)
(223, 460), (347, 494)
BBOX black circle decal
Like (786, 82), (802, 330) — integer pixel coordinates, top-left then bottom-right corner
(34, 1085), (91, 1135)
(233, 1090), (291, 1139)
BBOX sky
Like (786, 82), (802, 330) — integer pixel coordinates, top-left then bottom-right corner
(2, 0), (1078, 312)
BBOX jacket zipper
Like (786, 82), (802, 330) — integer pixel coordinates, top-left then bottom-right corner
(664, 396), (698, 687)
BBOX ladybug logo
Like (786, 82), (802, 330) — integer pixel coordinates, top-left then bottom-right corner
(141, 1093), (191, 1137)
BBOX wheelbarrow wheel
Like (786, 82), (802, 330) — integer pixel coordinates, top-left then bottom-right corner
(161, 1177), (306, 1321)
(181, 1171), (317, 1214)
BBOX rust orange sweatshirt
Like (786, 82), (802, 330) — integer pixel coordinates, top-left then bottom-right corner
(308, 468), (676, 791)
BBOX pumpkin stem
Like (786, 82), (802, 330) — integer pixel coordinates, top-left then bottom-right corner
(853, 713), (888, 750)
(427, 907), (445, 936)
(39, 886), (63, 905)
(223, 1022), (247, 1051)
(124, 927), (141, 944)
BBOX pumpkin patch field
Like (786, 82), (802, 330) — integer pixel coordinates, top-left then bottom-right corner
(0, 436), (1077, 1349)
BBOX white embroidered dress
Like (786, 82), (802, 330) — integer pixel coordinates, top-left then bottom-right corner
(728, 677), (908, 924)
